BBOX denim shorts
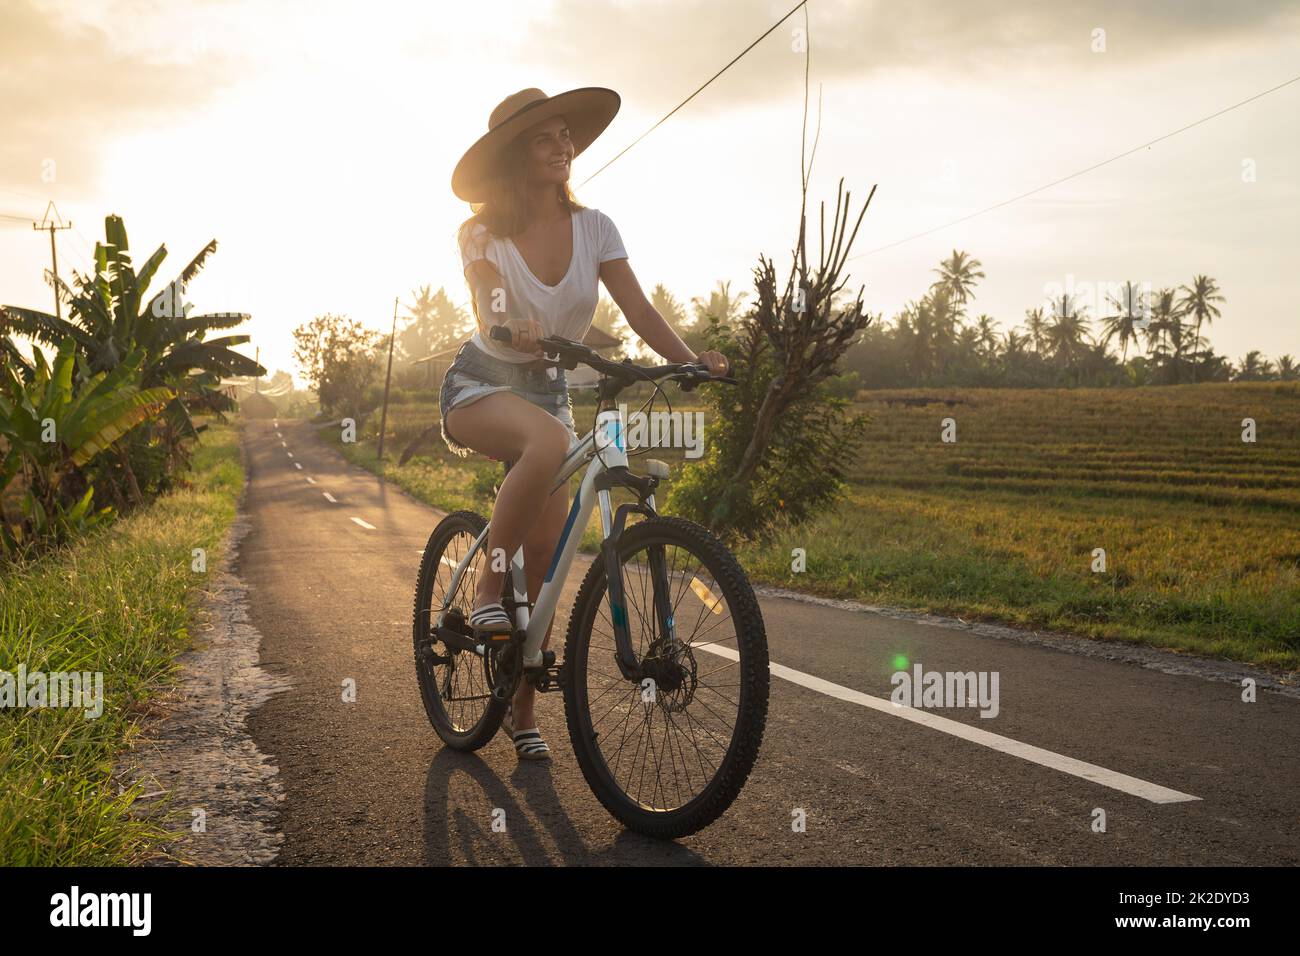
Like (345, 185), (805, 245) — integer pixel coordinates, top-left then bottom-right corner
(438, 340), (577, 459)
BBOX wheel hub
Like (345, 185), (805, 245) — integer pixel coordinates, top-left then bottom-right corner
(641, 638), (698, 712)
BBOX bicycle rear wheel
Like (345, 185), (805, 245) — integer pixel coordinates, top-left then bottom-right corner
(412, 510), (510, 751)
(562, 515), (769, 838)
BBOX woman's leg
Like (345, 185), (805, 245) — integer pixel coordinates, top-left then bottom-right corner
(444, 391), (572, 612)
(512, 480), (569, 729)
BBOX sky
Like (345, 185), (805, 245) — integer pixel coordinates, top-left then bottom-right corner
(2, 0), (1298, 384)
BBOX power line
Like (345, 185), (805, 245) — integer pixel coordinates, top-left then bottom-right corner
(578, 0), (808, 188)
(849, 72), (1300, 261)
(56, 230), (93, 278)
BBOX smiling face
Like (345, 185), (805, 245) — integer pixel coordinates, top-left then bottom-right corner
(519, 115), (574, 187)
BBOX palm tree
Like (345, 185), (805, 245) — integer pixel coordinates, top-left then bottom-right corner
(1235, 351), (1272, 381)
(1100, 281), (1147, 362)
(398, 285), (471, 362)
(1276, 355), (1298, 381)
(897, 301), (933, 382)
(651, 283), (688, 328)
(1177, 275), (1224, 382)
(690, 279), (748, 327)
(974, 314), (999, 356)
(1144, 288), (1186, 381)
(932, 250), (985, 318)
(1021, 307), (1049, 354)
(1046, 294), (1091, 381)
(924, 286), (960, 377)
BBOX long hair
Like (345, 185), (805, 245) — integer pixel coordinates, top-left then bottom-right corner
(456, 130), (585, 332)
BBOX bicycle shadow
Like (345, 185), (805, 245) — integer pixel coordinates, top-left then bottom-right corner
(422, 747), (706, 866)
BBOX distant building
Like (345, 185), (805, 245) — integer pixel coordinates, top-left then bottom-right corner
(220, 376), (293, 417)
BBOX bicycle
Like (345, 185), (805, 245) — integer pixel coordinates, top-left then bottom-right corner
(412, 327), (770, 839)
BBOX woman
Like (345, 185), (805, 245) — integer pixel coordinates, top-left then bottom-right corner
(441, 87), (729, 759)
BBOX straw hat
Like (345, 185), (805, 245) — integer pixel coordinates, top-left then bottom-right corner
(451, 87), (621, 202)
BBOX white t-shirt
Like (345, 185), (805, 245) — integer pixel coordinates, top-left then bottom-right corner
(458, 207), (628, 364)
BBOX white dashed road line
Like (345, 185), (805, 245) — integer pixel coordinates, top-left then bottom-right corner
(351, 517), (376, 530)
(323, 492), (338, 503)
(294, 463), (302, 470)
(695, 644), (1200, 805)
(305, 476), (316, 484)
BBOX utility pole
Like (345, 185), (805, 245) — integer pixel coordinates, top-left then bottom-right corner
(254, 346), (261, 393)
(376, 296), (399, 460)
(33, 202), (71, 320)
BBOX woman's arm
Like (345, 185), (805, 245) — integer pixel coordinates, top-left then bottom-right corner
(464, 259), (543, 356)
(599, 258), (731, 376)
(598, 258), (694, 363)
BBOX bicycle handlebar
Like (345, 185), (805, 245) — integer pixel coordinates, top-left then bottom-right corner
(486, 325), (737, 389)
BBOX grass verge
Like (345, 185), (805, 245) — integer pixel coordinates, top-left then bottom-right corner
(0, 421), (243, 864)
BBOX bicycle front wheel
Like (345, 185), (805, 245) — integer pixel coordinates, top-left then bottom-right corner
(562, 515), (769, 839)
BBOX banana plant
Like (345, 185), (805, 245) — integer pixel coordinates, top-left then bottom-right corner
(0, 337), (172, 555)
(0, 213), (261, 414)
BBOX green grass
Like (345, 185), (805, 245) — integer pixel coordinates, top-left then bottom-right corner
(342, 383), (1300, 670)
(0, 422), (244, 865)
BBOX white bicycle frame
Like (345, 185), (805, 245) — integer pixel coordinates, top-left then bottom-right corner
(437, 406), (650, 668)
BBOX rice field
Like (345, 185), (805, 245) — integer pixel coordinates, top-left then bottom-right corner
(742, 382), (1300, 669)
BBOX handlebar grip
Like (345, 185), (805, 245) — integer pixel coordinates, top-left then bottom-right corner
(489, 325), (512, 343)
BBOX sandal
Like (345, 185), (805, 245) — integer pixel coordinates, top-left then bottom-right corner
(470, 602), (513, 639)
(502, 705), (551, 760)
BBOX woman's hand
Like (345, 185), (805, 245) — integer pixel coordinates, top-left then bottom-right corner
(694, 349), (730, 377)
(501, 317), (545, 357)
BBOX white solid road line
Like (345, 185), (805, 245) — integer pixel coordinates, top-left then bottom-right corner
(350, 517), (376, 530)
(323, 492), (338, 503)
(697, 645), (1200, 805)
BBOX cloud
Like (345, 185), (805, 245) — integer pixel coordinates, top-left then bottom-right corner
(0, 0), (245, 197)
(518, 0), (1300, 114)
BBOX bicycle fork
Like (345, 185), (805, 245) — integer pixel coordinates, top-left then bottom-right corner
(596, 479), (673, 682)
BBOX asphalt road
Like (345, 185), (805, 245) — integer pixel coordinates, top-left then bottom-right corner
(241, 419), (1300, 865)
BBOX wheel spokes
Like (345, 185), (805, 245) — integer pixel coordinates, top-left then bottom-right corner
(427, 529), (492, 733)
(585, 541), (743, 812)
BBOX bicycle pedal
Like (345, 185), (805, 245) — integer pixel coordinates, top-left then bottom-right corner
(524, 652), (562, 691)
